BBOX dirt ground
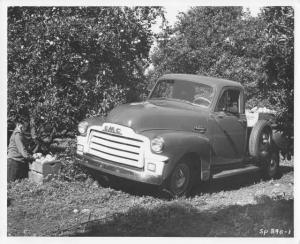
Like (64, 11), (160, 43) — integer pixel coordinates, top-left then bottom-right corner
(7, 158), (293, 237)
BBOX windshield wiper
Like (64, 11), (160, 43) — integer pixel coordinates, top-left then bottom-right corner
(148, 97), (169, 101)
(168, 98), (195, 105)
(149, 97), (206, 107)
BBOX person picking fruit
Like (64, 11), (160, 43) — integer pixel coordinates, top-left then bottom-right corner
(7, 118), (34, 182)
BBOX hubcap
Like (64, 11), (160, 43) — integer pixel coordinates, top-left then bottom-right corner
(175, 168), (186, 188)
(260, 130), (271, 157)
(269, 153), (277, 172)
(171, 164), (190, 195)
(262, 133), (270, 144)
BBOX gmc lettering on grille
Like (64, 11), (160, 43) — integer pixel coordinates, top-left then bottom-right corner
(103, 126), (122, 135)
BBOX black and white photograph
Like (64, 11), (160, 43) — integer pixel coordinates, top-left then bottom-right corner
(2, 0), (298, 241)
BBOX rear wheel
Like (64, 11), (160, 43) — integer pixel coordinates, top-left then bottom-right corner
(249, 120), (280, 179)
(261, 149), (280, 179)
(249, 120), (272, 159)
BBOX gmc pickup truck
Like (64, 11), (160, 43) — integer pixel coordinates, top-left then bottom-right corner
(76, 74), (281, 196)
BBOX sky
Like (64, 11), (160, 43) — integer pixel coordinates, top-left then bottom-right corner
(151, 6), (262, 33)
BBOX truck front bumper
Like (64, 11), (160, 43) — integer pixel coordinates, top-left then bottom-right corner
(76, 154), (165, 185)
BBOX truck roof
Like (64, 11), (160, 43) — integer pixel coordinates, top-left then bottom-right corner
(159, 73), (243, 89)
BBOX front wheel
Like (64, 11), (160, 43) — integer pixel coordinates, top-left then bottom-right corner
(165, 161), (193, 197)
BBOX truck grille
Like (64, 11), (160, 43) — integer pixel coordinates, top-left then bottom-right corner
(88, 129), (144, 168)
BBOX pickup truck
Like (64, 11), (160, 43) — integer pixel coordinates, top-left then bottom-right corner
(76, 74), (282, 196)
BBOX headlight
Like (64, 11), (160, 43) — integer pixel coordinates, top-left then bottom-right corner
(151, 137), (164, 153)
(78, 121), (88, 135)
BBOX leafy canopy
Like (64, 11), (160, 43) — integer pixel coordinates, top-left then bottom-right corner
(8, 6), (164, 137)
(150, 6), (294, 154)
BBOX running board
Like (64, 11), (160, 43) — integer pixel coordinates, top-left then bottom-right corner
(212, 165), (260, 179)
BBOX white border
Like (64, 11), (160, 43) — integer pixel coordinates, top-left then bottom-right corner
(1, 1), (299, 244)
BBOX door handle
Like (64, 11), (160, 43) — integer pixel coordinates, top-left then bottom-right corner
(194, 126), (207, 133)
(238, 119), (247, 127)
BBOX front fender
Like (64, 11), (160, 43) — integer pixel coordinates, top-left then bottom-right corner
(142, 130), (211, 181)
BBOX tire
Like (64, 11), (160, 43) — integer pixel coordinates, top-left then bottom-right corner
(165, 161), (194, 197)
(261, 149), (280, 180)
(249, 120), (272, 159)
(249, 120), (280, 179)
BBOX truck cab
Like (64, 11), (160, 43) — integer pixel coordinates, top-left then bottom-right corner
(76, 74), (279, 196)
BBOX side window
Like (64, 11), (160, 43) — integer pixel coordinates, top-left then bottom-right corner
(216, 89), (240, 114)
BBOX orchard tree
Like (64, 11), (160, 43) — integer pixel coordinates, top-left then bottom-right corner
(8, 7), (164, 138)
(150, 6), (294, 155)
(259, 6), (294, 142)
(150, 6), (265, 101)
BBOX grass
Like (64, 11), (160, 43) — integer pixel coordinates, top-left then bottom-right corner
(7, 158), (294, 237)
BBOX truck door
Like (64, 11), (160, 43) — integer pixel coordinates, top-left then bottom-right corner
(211, 88), (247, 165)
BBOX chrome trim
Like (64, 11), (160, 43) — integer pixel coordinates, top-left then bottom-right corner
(76, 154), (163, 185)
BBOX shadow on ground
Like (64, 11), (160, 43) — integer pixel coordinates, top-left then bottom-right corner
(280, 165), (293, 174)
(68, 195), (293, 237)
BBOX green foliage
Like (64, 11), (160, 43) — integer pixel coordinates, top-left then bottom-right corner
(150, 6), (294, 154)
(8, 7), (164, 137)
(259, 7), (294, 140)
(150, 7), (265, 98)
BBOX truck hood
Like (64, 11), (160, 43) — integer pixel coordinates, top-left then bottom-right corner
(105, 100), (208, 133)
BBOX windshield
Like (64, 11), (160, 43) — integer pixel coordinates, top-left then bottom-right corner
(149, 79), (214, 107)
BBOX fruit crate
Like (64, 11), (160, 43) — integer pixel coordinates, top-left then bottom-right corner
(29, 159), (61, 184)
